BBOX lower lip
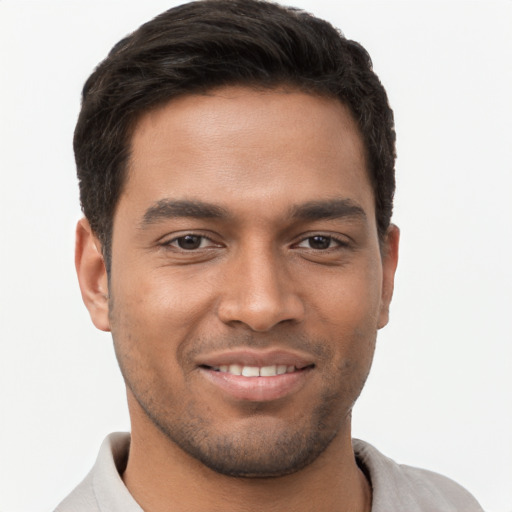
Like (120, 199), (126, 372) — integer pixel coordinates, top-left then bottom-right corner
(199, 367), (312, 402)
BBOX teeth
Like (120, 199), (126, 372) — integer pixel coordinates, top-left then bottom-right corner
(260, 365), (277, 376)
(228, 364), (243, 375)
(241, 366), (260, 377)
(211, 364), (298, 377)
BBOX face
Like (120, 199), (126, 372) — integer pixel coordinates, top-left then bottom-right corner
(77, 86), (398, 477)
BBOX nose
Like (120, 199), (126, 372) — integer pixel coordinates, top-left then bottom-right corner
(217, 245), (305, 332)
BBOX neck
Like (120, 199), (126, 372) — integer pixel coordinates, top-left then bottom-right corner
(123, 404), (371, 512)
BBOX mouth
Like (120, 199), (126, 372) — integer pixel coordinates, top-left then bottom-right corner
(201, 363), (311, 377)
(197, 350), (315, 401)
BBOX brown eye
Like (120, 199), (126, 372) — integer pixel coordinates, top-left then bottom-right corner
(176, 235), (203, 250)
(164, 233), (222, 252)
(305, 236), (333, 250)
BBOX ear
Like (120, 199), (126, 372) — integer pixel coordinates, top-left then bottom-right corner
(378, 224), (400, 329)
(75, 218), (111, 332)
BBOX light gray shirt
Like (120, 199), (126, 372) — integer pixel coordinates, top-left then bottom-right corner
(55, 432), (484, 511)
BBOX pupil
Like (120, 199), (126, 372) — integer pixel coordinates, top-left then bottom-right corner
(178, 235), (201, 250)
(310, 236), (330, 249)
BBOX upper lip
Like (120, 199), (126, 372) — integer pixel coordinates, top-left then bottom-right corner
(196, 349), (315, 370)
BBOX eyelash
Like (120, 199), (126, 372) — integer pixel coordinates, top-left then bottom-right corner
(163, 233), (220, 251)
(161, 233), (349, 252)
(294, 234), (349, 251)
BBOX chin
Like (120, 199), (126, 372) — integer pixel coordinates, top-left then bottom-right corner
(139, 390), (346, 478)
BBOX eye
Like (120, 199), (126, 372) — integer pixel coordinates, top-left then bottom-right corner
(167, 234), (215, 250)
(296, 235), (343, 250)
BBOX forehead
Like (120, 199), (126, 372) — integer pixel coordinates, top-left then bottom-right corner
(122, 86), (374, 223)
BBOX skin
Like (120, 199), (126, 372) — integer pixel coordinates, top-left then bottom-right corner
(76, 86), (399, 512)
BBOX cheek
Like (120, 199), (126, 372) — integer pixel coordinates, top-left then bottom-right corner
(113, 266), (216, 325)
(307, 261), (382, 375)
(310, 261), (383, 329)
(108, 269), (218, 375)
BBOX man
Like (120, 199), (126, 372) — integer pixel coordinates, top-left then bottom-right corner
(56, 1), (483, 510)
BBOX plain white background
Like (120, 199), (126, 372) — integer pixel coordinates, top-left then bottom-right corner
(0, 1), (511, 511)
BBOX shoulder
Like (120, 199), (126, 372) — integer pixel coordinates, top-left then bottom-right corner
(54, 470), (99, 512)
(54, 433), (142, 512)
(352, 439), (484, 512)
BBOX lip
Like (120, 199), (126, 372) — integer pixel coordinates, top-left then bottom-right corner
(196, 349), (315, 402)
(197, 348), (314, 369)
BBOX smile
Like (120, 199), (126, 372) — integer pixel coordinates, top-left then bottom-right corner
(206, 364), (300, 377)
(198, 352), (314, 401)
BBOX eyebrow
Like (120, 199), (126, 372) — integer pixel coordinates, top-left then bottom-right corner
(289, 199), (367, 222)
(140, 197), (366, 228)
(140, 199), (229, 228)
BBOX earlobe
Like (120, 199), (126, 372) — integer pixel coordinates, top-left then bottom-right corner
(75, 218), (111, 332)
(378, 224), (400, 329)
